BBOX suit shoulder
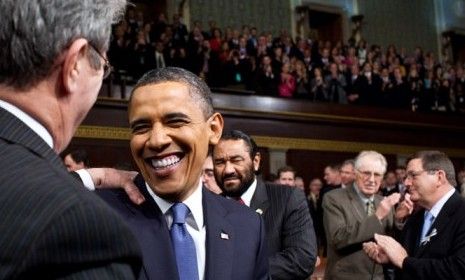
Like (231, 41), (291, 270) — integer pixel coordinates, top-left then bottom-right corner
(206, 190), (262, 220)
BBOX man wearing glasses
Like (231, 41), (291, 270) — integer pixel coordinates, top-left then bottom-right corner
(0, 1), (142, 278)
(323, 150), (401, 280)
(364, 151), (465, 280)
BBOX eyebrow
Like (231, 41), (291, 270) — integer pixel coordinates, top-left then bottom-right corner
(130, 112), (191, 128)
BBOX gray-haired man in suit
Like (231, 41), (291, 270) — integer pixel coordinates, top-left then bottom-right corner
(0, 1), (142, 278)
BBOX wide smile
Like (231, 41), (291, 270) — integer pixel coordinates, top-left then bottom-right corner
(144, 153), (185, 177)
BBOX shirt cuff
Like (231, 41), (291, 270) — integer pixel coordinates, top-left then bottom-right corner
(75, 169), (95, 191)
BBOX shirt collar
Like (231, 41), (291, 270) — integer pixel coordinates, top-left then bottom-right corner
(0, 99), (53, 148)
(428, 188), (456, 219)
(240, 178), (257, 207)
(146, 178), (204, 230)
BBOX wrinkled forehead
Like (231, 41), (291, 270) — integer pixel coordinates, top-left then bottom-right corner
(358, 157), (385, 173)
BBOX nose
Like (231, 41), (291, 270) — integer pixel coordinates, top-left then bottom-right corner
(147, 124), (171, 151)
(224, 161), (235, 175)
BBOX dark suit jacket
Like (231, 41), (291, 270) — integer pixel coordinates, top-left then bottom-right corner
(398, 191), (465, 280)
(250, 179), (317, 280)
(0, 107), (142, 279)
(97, 174), (269, 280)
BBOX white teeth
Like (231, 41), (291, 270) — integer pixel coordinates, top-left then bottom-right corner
(151, 155), (181, 169)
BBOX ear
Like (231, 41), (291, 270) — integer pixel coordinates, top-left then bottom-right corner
(436, 170), (448, 186)
(62, 38), (89, 96)
(207, 112), (224, 145)
(253, 152), (261, 172)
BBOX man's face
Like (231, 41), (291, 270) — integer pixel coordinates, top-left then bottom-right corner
(202, 156), (222, 194)
(404, 158), (439, 207)
(340, 164), (355, 186)
(295, 178), (304, 190)
(212, 139), (259, 197)
(395, 168), (406, 184)
(309, 179), (322, 194)
(385, 172), (397, 186)
(279, 171), (295, 186)
(129, 81), (222, 202)
(324, 167), (340, 186)
(355, 158), (384, 197)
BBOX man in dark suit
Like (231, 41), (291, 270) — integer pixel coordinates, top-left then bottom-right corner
(364, 151), (465, 279)
(98, 67), (268, 280)
(0, 1), (142, 278)
(212, 130), (317, 280)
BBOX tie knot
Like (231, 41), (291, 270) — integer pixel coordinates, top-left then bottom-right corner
(172, 203), (190, 224)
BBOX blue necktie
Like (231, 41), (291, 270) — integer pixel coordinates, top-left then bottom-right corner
(170, 203), (199, 280)
(420, 211), (434, 243)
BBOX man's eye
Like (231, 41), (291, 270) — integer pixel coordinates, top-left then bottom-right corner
(167, 119), (189, 127)
(131, 124), (150, 134)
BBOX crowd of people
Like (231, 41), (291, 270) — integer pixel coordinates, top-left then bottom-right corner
(108, 8), (465, 113)
(3, 1), (465, 280)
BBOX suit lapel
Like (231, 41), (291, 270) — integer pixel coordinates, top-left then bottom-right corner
(203, 189), (234, 280)
(415, 192), (460, 257)
(347, 185), (366, 221)
(0, 107), (65, 172)
(130, 176), (179, 280)
(250, 179), (270, 215)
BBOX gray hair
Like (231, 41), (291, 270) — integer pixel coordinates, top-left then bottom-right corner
(131, 67), (214, 118)
(0, 0), (126, 89)
(354, 151), (387, 174)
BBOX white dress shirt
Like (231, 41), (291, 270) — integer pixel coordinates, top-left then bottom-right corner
(0, 99), (53, 148)
(239, 178), (258, 207)
(146, 180), (206, 280)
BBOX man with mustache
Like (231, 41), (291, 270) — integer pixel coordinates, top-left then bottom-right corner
(212, 130), (317, 280)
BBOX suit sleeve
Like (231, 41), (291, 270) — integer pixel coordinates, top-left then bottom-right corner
(268, 188), (317, 279)
(322, 192), (388, 251)
(21, 200), (142, 279)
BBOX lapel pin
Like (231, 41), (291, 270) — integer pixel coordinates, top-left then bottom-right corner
(256, 208), (263, 215)
(220, 232), (229, 240)
(420, 228), (437, 245)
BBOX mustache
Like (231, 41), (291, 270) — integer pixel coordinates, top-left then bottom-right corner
(222, 173), (240, 181)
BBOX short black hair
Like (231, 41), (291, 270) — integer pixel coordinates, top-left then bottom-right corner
(219, 130), (258, 160)
(67, 149), (89, 167)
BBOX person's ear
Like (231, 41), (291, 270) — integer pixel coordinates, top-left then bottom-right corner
(253, 152), (261, 172)
(207, 112), (224, 145)
(62, 38), (89, 96)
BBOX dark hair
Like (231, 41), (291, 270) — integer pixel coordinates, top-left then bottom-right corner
(219, 130), (258, 160)
(130, 67), (214, 118)
(277, 166), (296, 178)
(408, 151), (456, 186)
(67, 149), (90, 167)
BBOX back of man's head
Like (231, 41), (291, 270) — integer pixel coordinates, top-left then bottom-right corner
(0, 0), (126, 90)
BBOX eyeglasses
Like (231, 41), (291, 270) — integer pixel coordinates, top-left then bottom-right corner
(88, 43), (112, 79)
(405, 169), (437, 180)
(357, 170), (383, 180)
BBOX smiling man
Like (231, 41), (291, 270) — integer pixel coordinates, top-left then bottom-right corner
(364, 151), (465, 280)
(98, 67), (268, 280)
(322, 151), (400, 280)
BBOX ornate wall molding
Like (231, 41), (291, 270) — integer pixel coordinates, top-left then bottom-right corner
(75, 125), (465, 157)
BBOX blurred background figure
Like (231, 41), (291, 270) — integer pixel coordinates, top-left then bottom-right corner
(202, 155), (223, 194)
(63, 149), (90, 171)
